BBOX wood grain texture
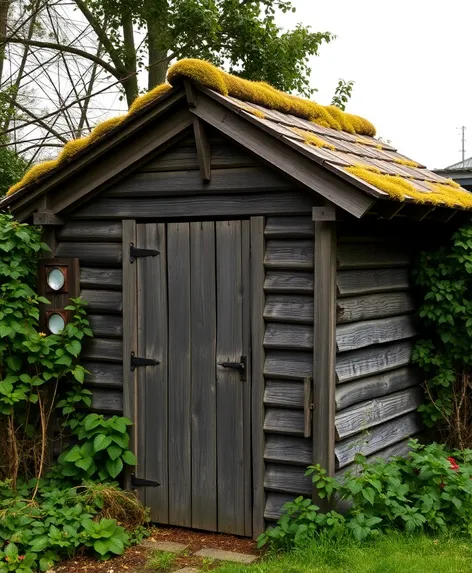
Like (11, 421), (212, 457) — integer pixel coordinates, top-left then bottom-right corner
(336, 340), (414, 384)
(337, 244), (411, 269)
(83, 361), (123, 387)
(336, 315), (418, 353)
(264, 271), (313, 294)
(335, 412), (422, 468)
(88, 315), (122, 338)
(264, 217), (313, 238)
(335, 387), (423, 440)
(82, 338), (122, 362)
(264, 240), (314, 269)
(55, 242), (122, 266)
(264, 350), (313, 380)
(337, 268), (410, 297)
(89, 388), (123, 413)
(193, 118), (211, 181)
(264, 492), (297, 520)
(264, 379), (304, 409)
(264, 408), (305, 435)
(80, 268), (122, 290)
(264, 463), (311, 495)
(58, 220), (122, 242)
(336, 293), (416, 324)
(335, 367), (421, 411)
(80, 290), (122, 314)
(264, 322), (312, 350)
(264, 434), (311, 465)
(264, 295), (313, 324)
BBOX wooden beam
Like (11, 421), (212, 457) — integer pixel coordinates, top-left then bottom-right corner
(313, 204), (336, 221)
(312, 210), (337, 511)
(183, 79), (198, 108)
(374, 200), (405, 220)
(190, 92), (375, 218)
(193, 118), (211, 182)
(33, 211), (65, 226)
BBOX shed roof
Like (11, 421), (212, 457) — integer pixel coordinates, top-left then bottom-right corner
(3, 58), (472, 220)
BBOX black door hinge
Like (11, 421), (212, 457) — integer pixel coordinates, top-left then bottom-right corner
(130, 351), (160, 371)
(218, 355), (247, 381)
(130, 243), (160, 263)
(131, 473), (160, 487)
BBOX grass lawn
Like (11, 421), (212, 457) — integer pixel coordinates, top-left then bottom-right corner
(212, 533), (472, 573)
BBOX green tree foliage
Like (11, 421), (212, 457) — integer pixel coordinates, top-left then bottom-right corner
(331, 78), (355, 111)
(0, 145), (28, 196)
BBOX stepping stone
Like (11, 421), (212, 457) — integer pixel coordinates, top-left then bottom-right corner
(141, 540), (188, 553)
(195, 548), (258, 564)
(174, 569), (199, 573)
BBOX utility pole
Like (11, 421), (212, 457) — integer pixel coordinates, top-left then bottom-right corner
(459, 126), (466, 163)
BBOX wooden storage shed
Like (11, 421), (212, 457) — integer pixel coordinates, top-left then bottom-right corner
(3, 60), (472, 538)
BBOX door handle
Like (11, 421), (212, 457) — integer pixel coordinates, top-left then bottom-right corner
(218, 356), (247, 381)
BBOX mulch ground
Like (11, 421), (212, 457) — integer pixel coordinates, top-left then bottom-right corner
(53, 526), (260, 573)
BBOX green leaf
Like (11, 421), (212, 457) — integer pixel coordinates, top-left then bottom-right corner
(66, 340), (82, 357)
(93, 539), (110, 556)
(106, 457), (124, 478)
(63, 446), (82, 462)
(107, 444), (123, 461)
(106, 536), (125, 555)
(94, 434), (112, 452)
(122, 450), (137, 465)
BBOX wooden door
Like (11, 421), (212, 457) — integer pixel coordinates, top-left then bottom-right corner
(136, 220), (252, 536)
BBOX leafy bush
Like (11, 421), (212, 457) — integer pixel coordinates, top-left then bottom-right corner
(258, 440), (472, 550)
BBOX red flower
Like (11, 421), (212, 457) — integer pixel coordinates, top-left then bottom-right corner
(18, 556), (25, 561)
(447, 457), (460, 471)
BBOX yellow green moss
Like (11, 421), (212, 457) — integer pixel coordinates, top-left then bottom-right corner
(88, 116), (126, 143)
(6, 160), (58, 196)
(239, 103), (266, 119)
(128, 84), (173, 116)
(293, 128), (335, 150)
(393, 158), (420, 168)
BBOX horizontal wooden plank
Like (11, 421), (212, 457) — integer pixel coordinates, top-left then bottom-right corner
(83, 338), (123, 362)
(264, 492), (297, 521)
(55, 242), (122, 266)
(336, 340), (413, 384)
(335, 412), (422, 468)
(88, 315), (123, 338)
(337, 292), (416, 324)
(335, 386), (423, 440)
(264, 350), (312, 380)
(264, 295), (313, 324)
(107, 167), (293, 196)
(264, 217), (313, 238)
(264, 240), (314, 269)
(83, 361), (123, 387)
(89, 388), (123, 413)
(337, 244), (411, 269)
(264, 434), (311, 465)
(80, 268), (122, 290)
(335, 367), (421, 410)
(264, 408), (305, 435)
(337, 268), (411, 297)
(57, 220), (122, 242)
(80, 290), (122, 314)
(264, 463), (311, 495)
(72, 192), (315, 219)
(264, 380), (304, 408)
(264, 322), (312, 351)
(264, 271), (313, 294)
(336, 315), (418, 353)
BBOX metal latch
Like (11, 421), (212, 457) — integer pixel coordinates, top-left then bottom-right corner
(130, 351), (160, 371)
(218, 356), (247, 381)
(130, 243), (159, 263)
(131, 473), (160, 487)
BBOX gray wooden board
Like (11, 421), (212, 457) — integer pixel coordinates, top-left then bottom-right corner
(336, 293), (416, 324)
(89, 388), (123, 413)
(80, 268), (122, 290)
(335, 386), (423, 440)
(83, 361), (123, 387)
(88, 315), (122, 338)
(80, 290), (122, 314)
(58, 220), (122, 242)
(264, 271), (313, 294)
(335, 367), (422, 410)
(264, 492), (298, 520)
(167, 223), (192, 527)
(337, 244), (411, 269)
(106, 167), (293, 196)
(190, 222), (217, 531)
(264, 240), (314, 269)
(264, 295), (313, 324)
(264, 380), (304, 408)
(82, 338), (122, 362)
(264, 322), (313, 350)
(55, 242), (122, 266)
(264, 463), (312, 495)
(335, 412), (422, 468)
(337, 268), (411, 297)
(336, 315), (418, 353)
(216, 220), (247, 535)
(264, 217), (313, 238)
(71, 192), (315, 219)
(264, 434), (312, 466)
(336, 340), (414, 383)
(264, 408), (305, 435)
(264, 350), (313, 379)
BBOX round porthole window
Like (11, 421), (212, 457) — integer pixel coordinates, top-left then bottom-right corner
(47, 267), (65, 291)
(48, 313), (65, 334)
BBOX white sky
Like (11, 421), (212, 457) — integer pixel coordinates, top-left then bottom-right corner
(282, 0), (472, 169)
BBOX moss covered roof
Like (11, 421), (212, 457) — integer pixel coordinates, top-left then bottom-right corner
(6, 58), (472, 210)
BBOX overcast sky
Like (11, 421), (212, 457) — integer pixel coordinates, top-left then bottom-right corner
(282, 0), (471, 169)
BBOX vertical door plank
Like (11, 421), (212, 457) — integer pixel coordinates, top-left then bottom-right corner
(216, 220), (245, 535)
(167, 223), (192, 527)
(190, 222), (217, 530)
(137, 223), (169, 523)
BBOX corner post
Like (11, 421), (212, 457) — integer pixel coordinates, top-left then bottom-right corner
(312, 203), (337, 510)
